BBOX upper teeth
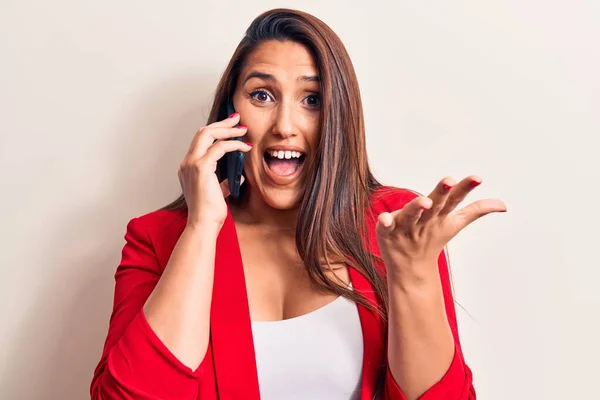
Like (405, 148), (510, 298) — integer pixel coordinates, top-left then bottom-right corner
(270, 150), (303, 159)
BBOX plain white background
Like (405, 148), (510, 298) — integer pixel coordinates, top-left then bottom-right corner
(1, 1), (598, 399)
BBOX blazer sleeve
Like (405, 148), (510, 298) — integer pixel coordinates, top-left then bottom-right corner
(383, 249), (476, 399)
(90, 217), (201, 399)
(378, 189), (476, 399)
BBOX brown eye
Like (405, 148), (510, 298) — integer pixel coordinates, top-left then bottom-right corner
(250, 90), (273, 103)
(304, 94), (320, 108)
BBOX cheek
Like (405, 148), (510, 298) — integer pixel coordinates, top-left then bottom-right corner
(243, 127), (263, 145)
(243, 150), (262, 181)
(241, 132), (264, 170)
(303, 115), (320, 150)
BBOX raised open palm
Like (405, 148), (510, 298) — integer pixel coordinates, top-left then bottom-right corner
(376, 176), (507, 281)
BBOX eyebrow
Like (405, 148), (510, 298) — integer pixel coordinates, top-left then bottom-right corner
(242, 71), (320, 85)
(298, 75), (320, 83)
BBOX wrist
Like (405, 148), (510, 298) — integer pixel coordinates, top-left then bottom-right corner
(184, 221), (222, 239)
(387, 262), (441, 293)
(388, 269), (446, 314)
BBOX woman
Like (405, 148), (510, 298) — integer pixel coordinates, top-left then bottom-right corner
(91, 8), (505, 400)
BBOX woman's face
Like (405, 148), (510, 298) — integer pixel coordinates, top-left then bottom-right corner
(233, 40), (321, 210)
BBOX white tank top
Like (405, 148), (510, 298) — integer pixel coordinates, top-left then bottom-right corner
(251, 294), (364, 400)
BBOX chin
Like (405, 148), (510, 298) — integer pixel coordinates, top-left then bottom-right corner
(259, 186), (304, 211)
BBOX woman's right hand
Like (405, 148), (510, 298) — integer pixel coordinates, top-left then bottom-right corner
(178, 112), (252, 230)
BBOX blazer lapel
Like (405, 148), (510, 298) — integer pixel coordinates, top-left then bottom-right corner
(210, 208), (260, 399)
(349, 267), (386, 400)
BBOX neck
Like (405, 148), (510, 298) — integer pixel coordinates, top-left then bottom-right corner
(230, 188), (299, 233)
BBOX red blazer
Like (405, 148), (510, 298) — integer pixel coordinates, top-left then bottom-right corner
(91, 187), (475, 399)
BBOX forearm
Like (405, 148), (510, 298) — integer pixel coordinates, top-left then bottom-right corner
(387, 269), (455, 400)
(143, 224), (219, 370)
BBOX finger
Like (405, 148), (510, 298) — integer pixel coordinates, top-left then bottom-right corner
(391, 196), (432, 232)
(220, 176), (246, 198)
(202, 139), (252, 164)
(439, 175), (482, 215)
(454, 199), (507, 229)
(186, 113), (243, 154)
(220, 178), (231, 198)
(419, 177), (456, 224)
(187, 125), (248, 160)
(376, 212), (396, 235)
(209, 112), (241, 128)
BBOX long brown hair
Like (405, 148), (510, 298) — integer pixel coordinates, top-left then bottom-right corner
(161, 9), (388, 317)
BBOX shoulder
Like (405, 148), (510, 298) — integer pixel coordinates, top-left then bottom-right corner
(369, 185), (423, 214)
(124, 208), (188, 267)
(131, 208), (187, 234)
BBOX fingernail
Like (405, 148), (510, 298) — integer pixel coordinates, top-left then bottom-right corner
(237, 124), (247, 129)
(228, 112), (239, 118)
(442, 184), (453, 191)
(244, 142), (253, 148)
(470, 180), (481, 187)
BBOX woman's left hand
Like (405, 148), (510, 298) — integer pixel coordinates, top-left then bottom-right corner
(376, 175), (507, 285)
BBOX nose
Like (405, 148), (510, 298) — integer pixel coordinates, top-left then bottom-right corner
(271, 100), (295, 139)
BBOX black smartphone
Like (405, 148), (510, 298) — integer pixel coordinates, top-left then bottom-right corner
(225, 100), (245, 199)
